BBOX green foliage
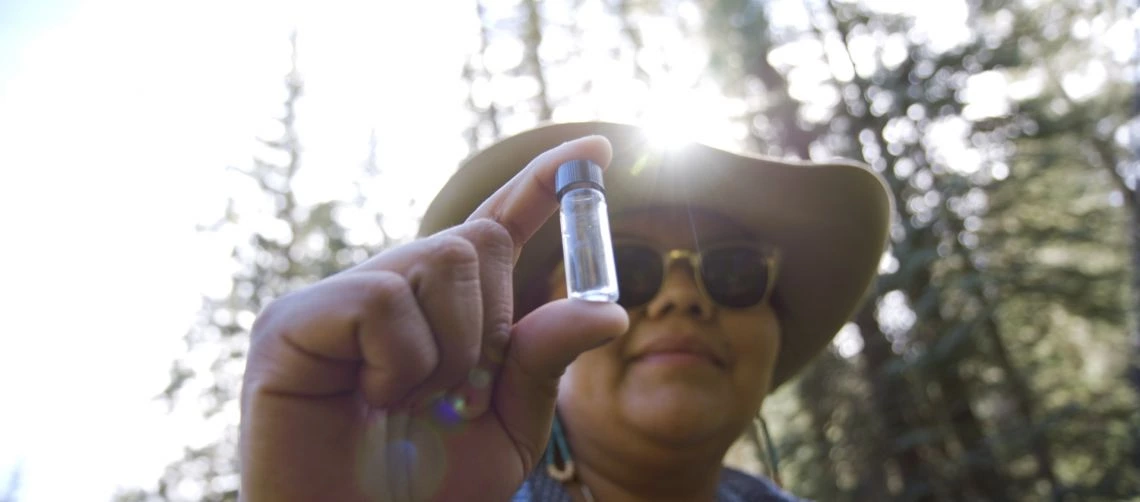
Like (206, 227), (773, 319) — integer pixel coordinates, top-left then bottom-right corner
(704, 0), (1138, 500)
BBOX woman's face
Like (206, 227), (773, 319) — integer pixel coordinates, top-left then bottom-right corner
(554, 207), (782, 448)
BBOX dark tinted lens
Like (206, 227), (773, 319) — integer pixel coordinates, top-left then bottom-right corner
(700, 246), (770, 308)
(614, 245), (663, 308)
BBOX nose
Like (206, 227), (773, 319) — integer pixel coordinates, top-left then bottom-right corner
(644, 263), (714, 320)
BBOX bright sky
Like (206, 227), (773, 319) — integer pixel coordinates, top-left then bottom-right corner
(0, 1), (472, 500)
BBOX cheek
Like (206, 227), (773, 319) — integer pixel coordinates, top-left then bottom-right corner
(559, 344), (621, 405)
(726, 309), (781, 393)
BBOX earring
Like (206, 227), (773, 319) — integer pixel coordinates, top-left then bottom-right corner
(755, 411), (782, 487)
(544, 412), (577, 481)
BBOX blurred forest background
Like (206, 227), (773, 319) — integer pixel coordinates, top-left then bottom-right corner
(107, 0), (1138, 501)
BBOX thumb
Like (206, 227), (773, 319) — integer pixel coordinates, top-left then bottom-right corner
(492, 299), (628, 468)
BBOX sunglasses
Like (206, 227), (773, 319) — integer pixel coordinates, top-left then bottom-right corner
(613, 239), (780, 309)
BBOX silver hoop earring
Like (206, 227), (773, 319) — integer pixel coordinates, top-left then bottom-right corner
(544, 412), (576, 482)
(756, 412), (782, 487)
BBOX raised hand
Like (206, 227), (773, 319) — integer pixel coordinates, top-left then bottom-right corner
(240, 136), (630, 502)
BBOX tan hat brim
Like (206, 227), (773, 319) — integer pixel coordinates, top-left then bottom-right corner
(419, 122), (891, 388)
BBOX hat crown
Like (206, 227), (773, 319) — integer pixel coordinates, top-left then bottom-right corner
(555, 160), (605, 197)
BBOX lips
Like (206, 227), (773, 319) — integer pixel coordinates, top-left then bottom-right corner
(631, 335), (726, 368)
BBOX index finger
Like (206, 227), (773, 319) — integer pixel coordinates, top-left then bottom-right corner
(466, 135), (613, 261)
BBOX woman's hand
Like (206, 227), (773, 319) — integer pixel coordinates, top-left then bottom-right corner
(239, 136), (630, 502)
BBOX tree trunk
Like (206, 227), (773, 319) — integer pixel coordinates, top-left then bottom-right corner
(983, 315), (1062, 500)
(1087, 119), (1140, 471)
(1133, 181), (1140, 474)
(936, 362), (1009, 501)
(796, 357), (844, 500)
(848, 325), (891, 501)
(856, 304), (934, 501)
(521, 0), (553, 121)
(1130, 79), (1140, 470)
(462, 0), (501, 152)
(615, 0), (651, 85)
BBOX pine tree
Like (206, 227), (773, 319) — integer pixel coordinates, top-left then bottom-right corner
(703, 0), (1138, 499)
(120, 32), (390, 501)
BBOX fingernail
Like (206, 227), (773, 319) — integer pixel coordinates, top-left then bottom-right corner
(468, 368), (492, 389)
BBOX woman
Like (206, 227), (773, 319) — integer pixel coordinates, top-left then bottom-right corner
(239, 122), (891, 501)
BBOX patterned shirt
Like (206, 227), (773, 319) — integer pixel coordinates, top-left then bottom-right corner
(512, 466), (807, 502)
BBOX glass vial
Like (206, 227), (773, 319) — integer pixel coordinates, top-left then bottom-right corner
(556, 160), (619, 302)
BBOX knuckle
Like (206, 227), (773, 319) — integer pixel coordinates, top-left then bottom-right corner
(464, 218), (514, 254)
(423, 234), (479, 269)
(250, 292), (294, 342)
(359, 270), (413, 307)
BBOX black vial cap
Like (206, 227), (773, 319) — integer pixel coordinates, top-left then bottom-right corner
(555, 160), (605, 198)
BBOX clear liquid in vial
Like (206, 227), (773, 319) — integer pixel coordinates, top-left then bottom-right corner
(559, 186), (619, 302)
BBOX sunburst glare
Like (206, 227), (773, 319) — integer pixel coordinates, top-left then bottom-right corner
(636, 83), (747, 154)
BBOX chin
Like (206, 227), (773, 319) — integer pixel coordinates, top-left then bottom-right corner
(620, 388), (739, 447)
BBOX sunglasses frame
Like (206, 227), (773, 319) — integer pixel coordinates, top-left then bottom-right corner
(612, 238), (781, 309)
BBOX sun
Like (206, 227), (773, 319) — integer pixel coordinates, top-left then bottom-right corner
(634, 80), (749, 155)
(641, 113), (699, 151)
(639, 107), (702, 152)
(635, 83), (711, 152)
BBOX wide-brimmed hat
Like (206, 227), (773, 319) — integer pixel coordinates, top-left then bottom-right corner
(418, 122), (891, 388)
